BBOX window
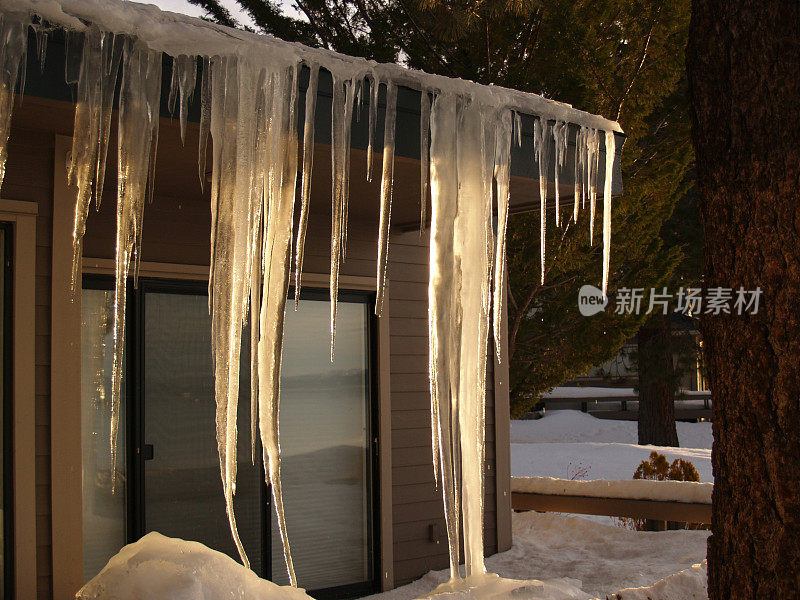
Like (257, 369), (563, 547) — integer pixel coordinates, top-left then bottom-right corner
(81, 278), (378, 597)
(0, 223), (13, 598)
(81, 286), (127, 581)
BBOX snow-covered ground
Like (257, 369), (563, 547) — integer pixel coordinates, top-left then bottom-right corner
(368, 411), (713, 600)
(511, 410), (713, 482)
(367, 512), (709, 600)
(82, 410), (711, 600)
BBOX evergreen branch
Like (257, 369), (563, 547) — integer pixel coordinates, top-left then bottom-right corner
(616, 6), (661, 121)
(187, 0), (237, 27)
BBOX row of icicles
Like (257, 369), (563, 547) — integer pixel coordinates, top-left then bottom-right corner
(0, 13), (616, 587)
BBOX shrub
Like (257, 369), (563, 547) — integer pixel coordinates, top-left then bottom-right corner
(633, 450), (700, 482)
(617, 451), (706, 531)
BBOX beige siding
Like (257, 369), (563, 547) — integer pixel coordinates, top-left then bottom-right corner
(4, 125), (55, 600)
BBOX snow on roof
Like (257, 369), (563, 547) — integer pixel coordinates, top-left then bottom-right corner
(2, 0), (622, 132)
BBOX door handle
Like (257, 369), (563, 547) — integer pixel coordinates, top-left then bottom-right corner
(142, 444), (154, 461)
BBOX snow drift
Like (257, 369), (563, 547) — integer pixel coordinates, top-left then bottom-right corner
(77, 532), (312, 600)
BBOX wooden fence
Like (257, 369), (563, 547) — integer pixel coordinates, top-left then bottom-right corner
(537, 392), (712, 421)
(511, 491), (711, 525)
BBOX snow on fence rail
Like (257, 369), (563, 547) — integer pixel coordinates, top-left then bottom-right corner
(511, 476), (712, 524)
(512, 476), (713, 504)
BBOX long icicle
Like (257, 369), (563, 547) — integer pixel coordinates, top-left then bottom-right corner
(294, 62), (319, 308)
(573, 125), (581, 223)
(419, 89), (431, 234)
(168, 54), (197, 145)
(588, 128), (600, 245)
(69, 27), (123, 290)
(110, 39), (162, 492)
(492, 109), (512, 362)
(249, 66), (272, 463)
(258, 63), (300, 587)
(198, 56), (211, 192)
(552, 121), (566, 227)
(208, 55), (250, 569)
(534, 118), (551, 284)
(376, 81), (397, 316)
(428, 92), (461, 578)
(455, 97), (493, 578)
(366, 73), (378, 182)
(94, 32), (123, 214)
(329, 75), (356, 358)
(602, 130), (615, 296)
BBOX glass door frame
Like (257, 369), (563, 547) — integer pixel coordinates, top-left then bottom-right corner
(81, 275), (381, 599)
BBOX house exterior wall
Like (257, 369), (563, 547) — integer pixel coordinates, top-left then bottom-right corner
(3, 124), (55, 600)
(5, 99), (510, 599)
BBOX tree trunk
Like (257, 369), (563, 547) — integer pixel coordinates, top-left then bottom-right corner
(687, 2), (800, 598)
(637, 312), (679, 446)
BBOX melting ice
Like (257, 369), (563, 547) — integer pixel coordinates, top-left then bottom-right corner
(0, 0), (620, 590)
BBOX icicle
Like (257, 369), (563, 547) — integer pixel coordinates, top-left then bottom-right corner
(69, 27), (122, 291)
(168, 54), (197, 145)
(375, 81), (397, 316)
(64, 29), (83, 86)
(96, 33), (123, 213)
(454, 96), (493, 579)
(514, 110), (523, 147)
(257, 62), (300, 587)
(602, 130), (615, 297)
(587, 128), (600, 245)
(207, 54), (251, 569)
(534, 118), (551, 284)
(0, 13), (27, 193)
(16, 37), (25, 103)
(428, 92), (461, 578)
(580, 126), (588, 212)
(329, 75), (356, 358)
(419, 90), (430, 234)
(198, 56), (211, 192)
(354, 77), (363, 121)
(428, 94), (496, 584)
(249, 197), (262, 466)
(366, 73), (378, 182)
(572, 126), (581, 223)
(294, 62), (319, 308)
(248, 65), (270, 471)
(493, 110), (512, 362)
(110, 39), (162, 494)
(342, 79), (354, 259)
(168, 56), (178, 114)
(552, 121), (566, 227)
(34, 25), (47, 71)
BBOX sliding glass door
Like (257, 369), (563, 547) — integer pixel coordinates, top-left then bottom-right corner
(80, 278), (378, 597)
(141, 288), (266, 574)
(274, 298), (375, 591)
